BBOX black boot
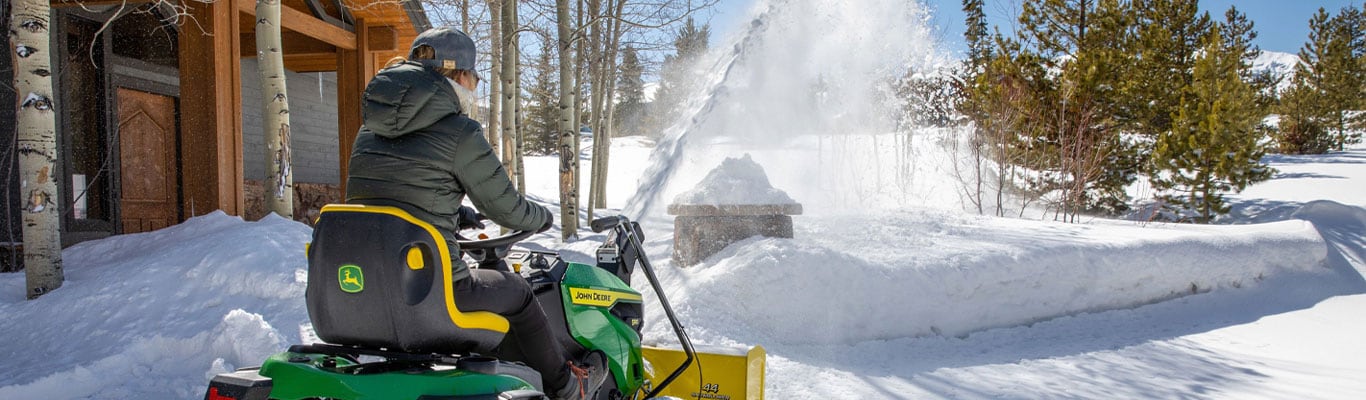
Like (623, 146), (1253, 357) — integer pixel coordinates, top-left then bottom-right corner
(553, 351), (608, 400)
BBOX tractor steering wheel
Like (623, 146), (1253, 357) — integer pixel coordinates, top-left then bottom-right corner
(454, 228), (537, 250)
(453, 215), (540, 271)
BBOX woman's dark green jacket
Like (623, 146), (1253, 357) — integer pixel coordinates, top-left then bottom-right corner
(345, 61), (550, 281)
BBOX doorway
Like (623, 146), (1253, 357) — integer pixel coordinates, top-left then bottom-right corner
(115, 88), (179, 233)
(58, 6), (182, 240)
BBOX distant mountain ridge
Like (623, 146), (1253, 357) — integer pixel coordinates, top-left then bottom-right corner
(1252, 50), (1300, 94)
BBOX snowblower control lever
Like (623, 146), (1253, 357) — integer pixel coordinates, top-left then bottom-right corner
(591, 216), (627, 233)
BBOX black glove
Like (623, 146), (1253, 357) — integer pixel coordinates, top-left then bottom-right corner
(456, 206), (485, 230)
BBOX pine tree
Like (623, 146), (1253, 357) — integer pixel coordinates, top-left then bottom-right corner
(1276, 77), (1333, 154)
(648, 17), (709, 136)
(1120, 0), (1211, 139)
(614, 45), (645, 136)
(1015, 0), (1136, 218)
(1220, 6), (1277, 113)
(1322, 5), (1364, 150)
(526, 34), (560, 155)
(1152, 33), (1272, 223)
(1358, 2), (1366, 134)
(963, 0), (991, 70)
(1278, 6), (1363, 153)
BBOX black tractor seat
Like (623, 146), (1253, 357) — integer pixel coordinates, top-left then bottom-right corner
(306, 204), (509, 355)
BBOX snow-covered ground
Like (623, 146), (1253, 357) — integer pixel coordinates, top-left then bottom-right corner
(4, 0), (1364, 397)
(1, 136), (1362, 399)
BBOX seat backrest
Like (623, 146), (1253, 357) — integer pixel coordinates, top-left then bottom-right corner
(306, 204), (508, 353)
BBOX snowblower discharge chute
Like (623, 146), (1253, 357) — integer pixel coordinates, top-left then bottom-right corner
(204, 205), (764, 400)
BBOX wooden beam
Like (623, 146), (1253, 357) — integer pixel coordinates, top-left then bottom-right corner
(180, 0), (244, 217)
(240, 32), (337, 57)
(238, 1), (357, 50)
(367, 26), (398, 52)
(50, 0), (127, 8)
(284, 56), (344, 73)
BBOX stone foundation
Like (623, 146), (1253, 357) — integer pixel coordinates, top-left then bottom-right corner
(244, 180), (341, 226)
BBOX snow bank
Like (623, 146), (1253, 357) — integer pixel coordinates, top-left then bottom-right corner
(0, 310), (283, 399)
(648, 209), (1336, 345)
(0, 212), (310, 398)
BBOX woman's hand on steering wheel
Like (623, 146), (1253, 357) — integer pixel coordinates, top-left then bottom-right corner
(456, 206), (485, 230)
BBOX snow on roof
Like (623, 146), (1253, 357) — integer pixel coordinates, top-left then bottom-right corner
(671, 154), (797, 206)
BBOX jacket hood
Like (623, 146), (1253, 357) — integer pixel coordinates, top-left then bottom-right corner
(361, 62), (464, 138)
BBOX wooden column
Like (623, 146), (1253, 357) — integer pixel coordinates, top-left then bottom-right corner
(179, 0), (244, 217)
(337, 18), (375, 194)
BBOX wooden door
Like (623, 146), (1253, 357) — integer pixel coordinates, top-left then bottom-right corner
(116, 87), (179, 233)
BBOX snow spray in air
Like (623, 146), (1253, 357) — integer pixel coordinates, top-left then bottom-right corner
(624, 0), (959, 219)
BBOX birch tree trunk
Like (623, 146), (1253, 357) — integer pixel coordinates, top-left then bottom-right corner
(11, 0), (63, 299)
(557, 0), (579, 240)
(511, 13), (525, 194)
(584, 0), (602, 224)
(256, 0), (294, 219)
(571, 0), (583, 219)
(487, 0), (502, 150)
(500, 0), (517, 184)
(592, 0), (624, 209)
(460, 0), (470, 33)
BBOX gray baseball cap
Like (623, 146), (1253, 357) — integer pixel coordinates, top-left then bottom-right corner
(410, 27), (480, 80)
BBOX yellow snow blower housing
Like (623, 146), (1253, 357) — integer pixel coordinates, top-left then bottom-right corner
(642, 345), (766, 400)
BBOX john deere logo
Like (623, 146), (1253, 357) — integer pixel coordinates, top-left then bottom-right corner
(338, 265), (364, 293)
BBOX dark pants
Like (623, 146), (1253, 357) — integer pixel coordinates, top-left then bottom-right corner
(453, 268), (570, 390)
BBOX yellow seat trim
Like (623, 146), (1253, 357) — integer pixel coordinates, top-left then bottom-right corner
(406, 247), (426, 270)
(319, 204), (511, 334)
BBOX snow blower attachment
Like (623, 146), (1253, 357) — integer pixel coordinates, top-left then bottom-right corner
(204, 205), (765, 400)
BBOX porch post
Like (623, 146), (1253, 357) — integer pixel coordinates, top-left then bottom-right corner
(336, 18), (376, 194)
(179, 0), (244, 217)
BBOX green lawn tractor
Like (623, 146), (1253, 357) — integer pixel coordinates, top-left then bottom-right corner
(205, 204), (763, 400)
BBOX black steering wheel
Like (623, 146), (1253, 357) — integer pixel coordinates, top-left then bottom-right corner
(454, 228), (537, 250)
(453, 214), (540, 270)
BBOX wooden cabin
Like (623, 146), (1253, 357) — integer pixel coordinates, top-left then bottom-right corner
(1, 0), (429, 249)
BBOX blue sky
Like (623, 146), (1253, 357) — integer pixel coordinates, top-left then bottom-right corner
(703, 0), (1364, 56)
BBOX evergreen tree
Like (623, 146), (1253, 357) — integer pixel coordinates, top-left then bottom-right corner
(525, 34), (560, 155)
(1278, 6), (1363, 153)
(1220, 6), (1278, 113)
(648, 17), (709, 136)
(963, 0), (991, 69)
(1016, 0), (1137, 218)
(1120, 0), (1211, 139)
(1152, 33), (1272, 223)
(1276, 77), (1333, 154)
(956, 0), (991, 126)
(1358, 2), (1366, 134)
(614, 45), (646, 136)
(1322, 5), (1365, 149)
